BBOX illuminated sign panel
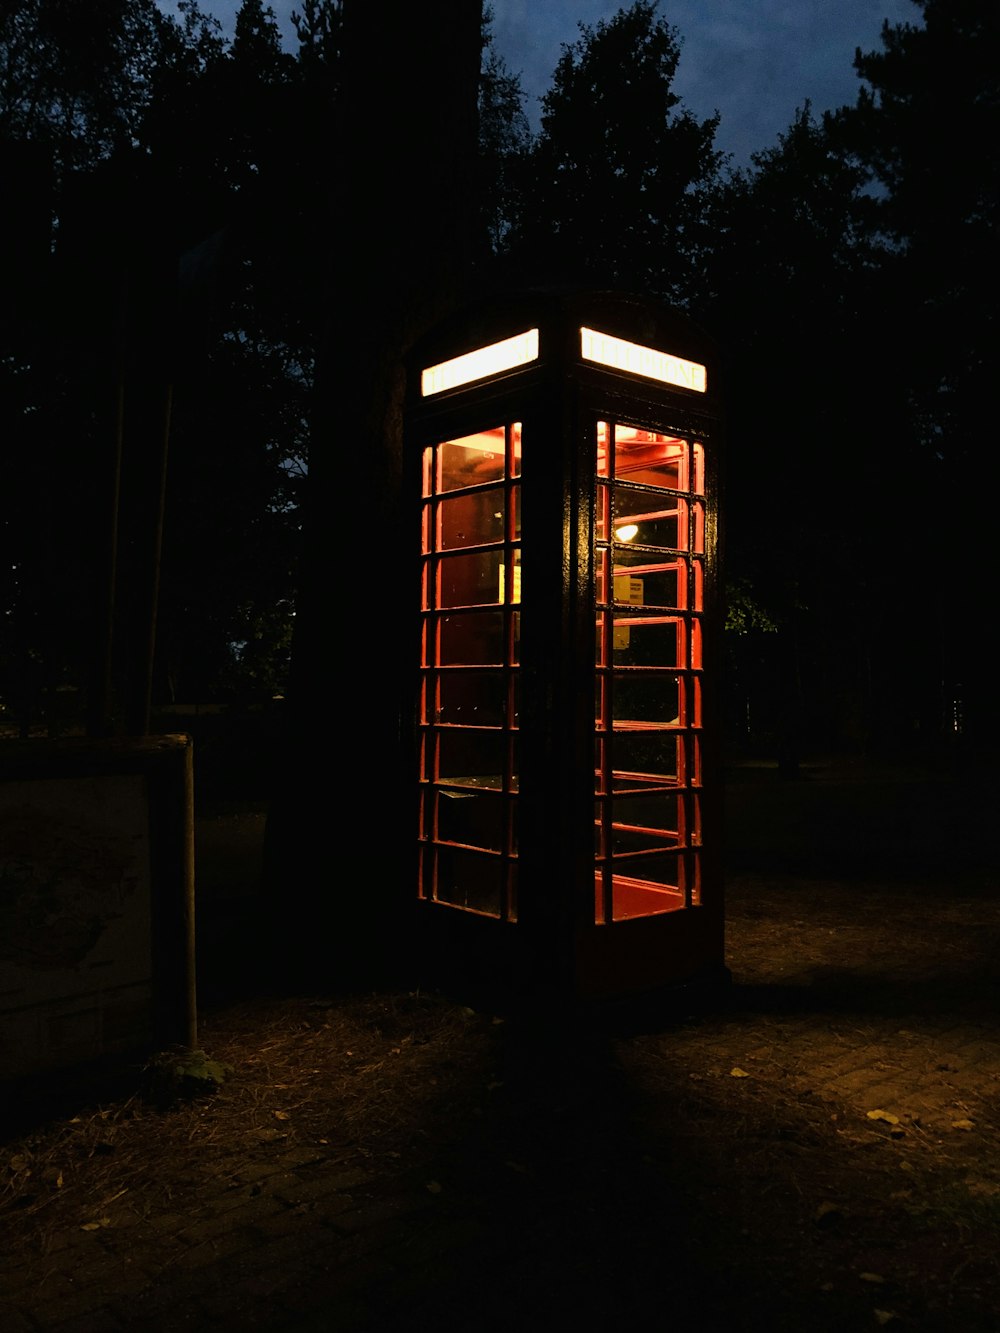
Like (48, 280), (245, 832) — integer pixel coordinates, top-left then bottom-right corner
(580, 327), (707, 394)
(421, 329), (540, 397)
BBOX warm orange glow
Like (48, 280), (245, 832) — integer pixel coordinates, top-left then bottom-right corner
(581, 327), (707, 393)
(421, 329), (539, 397)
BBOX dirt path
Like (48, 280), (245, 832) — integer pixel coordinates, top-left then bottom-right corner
(2, 762), (999, 1331)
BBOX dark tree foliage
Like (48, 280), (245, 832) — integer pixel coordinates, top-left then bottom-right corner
(292, 0), (343, 75)
(500, 2), (721, 306)
(830, 0), (998, 473)
(824, 0), (1000, 762)
(700, 106), (910, 762)
(477, 8), (531, 259)
(0, 0), (322, 735)
(0, 0), (169, 170)
(4, 0), (990, 777)
(699, 0), (998, 764)
(144, 1), (317, 708)
(0, 0), (216, 735)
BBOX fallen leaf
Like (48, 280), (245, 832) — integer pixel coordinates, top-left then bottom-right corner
(860, 1272), (885, 1283)
(730, 1067), (750, 1079)
(80, 1217), (112, 1231)
(873, 1310), (898, 1325)
(425, 1180), (442, 1194)
(866, 1110), (899, 1125)
(273, 1110), (290, 1121)
(951, 1119), (975, 1131)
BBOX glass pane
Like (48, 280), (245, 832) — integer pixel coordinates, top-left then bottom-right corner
(437, 550), (503, 608)
(499, 548), (521, 606)
(438, 487), (505, 550)
(691, 500), (705, 555)
(610, 824), (681, 858)
(690, 618), (702, 669)
(508, 423), (523, 479)
(610, 791), (682, 850)
(687, 853), (702, 905)
(614, 426), (687, 488)
(608, 553), (685, 610)
(419, 731), (433, 782)
(419, 674), (432, 724)
(691, 442), (705, 496)
(688, 734), (702, 786)
(595, 673), (609, 726)
(594, 799), (608, 855)
(421, 446), (433, 498)
(612, 616), (682, 668)
(596, 421), (611, 477)
(596, 481), (612, 541)
(437, 670), (506, 726)
(438, 610), (505, 665)
(438, 729), (506, 785)
(689, 675), (702, 727)
(437, 788), (507, 853)
(437, 428), (506, 492)
(613, 486), (684, 549)
(433, 846), (503, 916)
(610, 730), (682, 781)
(595, 614), (609, 666)
(613, 671), (681, 724)
(686, 793), (702, 845)
(510, 481), (521, 539)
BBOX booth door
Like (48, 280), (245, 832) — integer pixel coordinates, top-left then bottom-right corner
(417, 423), (522, 920)
(594, 420), (706, 923)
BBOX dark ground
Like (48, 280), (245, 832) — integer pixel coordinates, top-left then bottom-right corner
(2, 752), (999, 1332)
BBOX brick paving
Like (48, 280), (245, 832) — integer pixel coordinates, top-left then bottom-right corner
(2, 761), (999, 1332)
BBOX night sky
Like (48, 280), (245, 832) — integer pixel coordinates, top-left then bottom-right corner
(156, 0), (920, 166)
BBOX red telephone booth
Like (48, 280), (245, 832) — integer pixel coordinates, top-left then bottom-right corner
(406, 290), (728, 1010)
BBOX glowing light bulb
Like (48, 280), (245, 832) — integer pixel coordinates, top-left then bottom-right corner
(615, 524), (639, 542)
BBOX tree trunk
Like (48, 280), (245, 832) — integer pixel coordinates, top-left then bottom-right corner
(265, 1), (484, 989)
